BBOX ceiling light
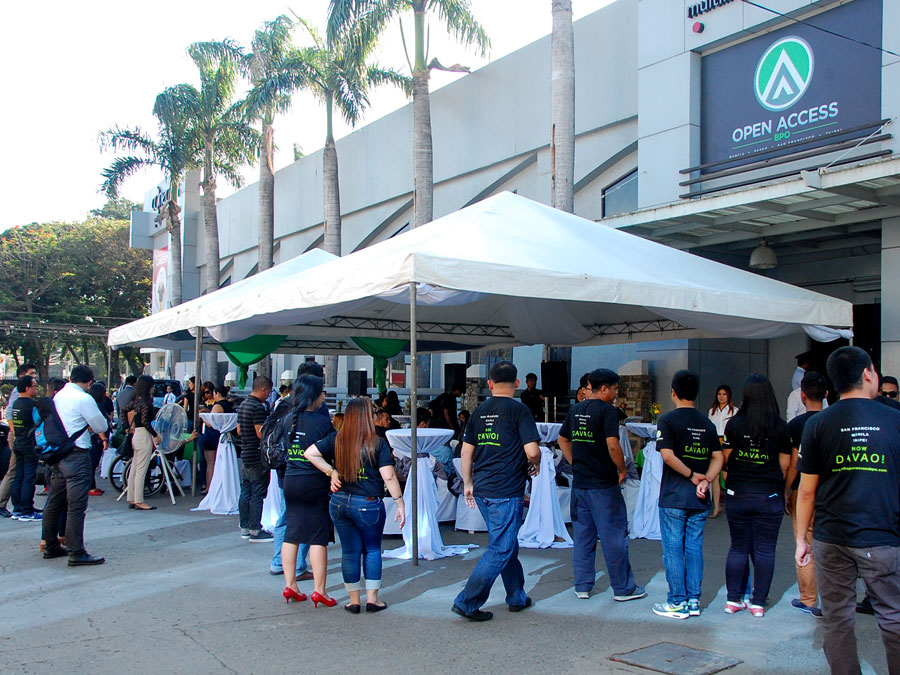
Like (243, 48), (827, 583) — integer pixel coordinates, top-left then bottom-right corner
(749, 239), (777, 270)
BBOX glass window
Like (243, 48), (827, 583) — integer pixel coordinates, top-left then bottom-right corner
(602, 170), (638, 218)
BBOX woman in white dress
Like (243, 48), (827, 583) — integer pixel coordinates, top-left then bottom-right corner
(708, 385), (738, 518)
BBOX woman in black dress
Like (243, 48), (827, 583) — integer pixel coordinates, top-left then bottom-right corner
(280, 375), (338, 607)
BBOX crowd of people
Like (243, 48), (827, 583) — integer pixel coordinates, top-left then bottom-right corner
(1, 347), (898, 675)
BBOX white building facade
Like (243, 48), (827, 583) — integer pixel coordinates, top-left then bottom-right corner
(131, 0), (900, 410)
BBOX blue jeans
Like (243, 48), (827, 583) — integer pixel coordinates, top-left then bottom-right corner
(725, 491), (784, 605)
(329, 492), (387, 591)
(572, 486), (638, 595)
(271, 483), (309, 573)
(238, 464), (269, 532)
(659, 506), (709, 605)
(430, 444), (458, 482)
(454, 496), (527, 614)
(11, 450), (38, 515)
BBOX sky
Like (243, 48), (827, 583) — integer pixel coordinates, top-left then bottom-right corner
(0, 0), (615, 229)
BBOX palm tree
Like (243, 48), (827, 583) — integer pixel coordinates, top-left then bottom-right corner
(184, 45), (260, 294)
(100, 89), (196, 305)
(551, 0), (575, 213)
(327, 0), (489, 227)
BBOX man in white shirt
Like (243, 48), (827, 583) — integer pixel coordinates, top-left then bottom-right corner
(786, 386), (829, 422)
(42, 365), (109, 566)
(162, 385), (176, 405)
(792, 351), (812, 391)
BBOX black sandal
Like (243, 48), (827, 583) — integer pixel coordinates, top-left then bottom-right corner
(344, 604), (361, 614)
(366, 602), (388, 613)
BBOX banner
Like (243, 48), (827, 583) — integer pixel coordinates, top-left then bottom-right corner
(152, 246), (169, 314)
(700, 0), (883, 166)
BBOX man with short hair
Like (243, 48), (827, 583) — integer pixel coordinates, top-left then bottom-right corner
(876, 374), (900, 410)
(42, 365), (109, 566)
(0, 363), (37, 518)
(237, 375), (274, 543)
(431, 384), (462, 435)
(115, 375), (137, 424)
(520, 373), (544, 421)
(162, 385), (176, 405)
(785, 370), (827, 618)
(795, 346), (900, 673)
(453, 361), (541, 622)
(10, 375), (41, 521)
(651, 370), (722, 619)
(559, 368), (647, 604)
(793, 351), (813, 391)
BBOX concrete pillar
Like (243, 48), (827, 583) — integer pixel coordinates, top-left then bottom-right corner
(882, 217), (900, 375)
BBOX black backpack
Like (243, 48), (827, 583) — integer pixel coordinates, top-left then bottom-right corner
(260, 401), (298, 471)
(32, 398), (88, 465)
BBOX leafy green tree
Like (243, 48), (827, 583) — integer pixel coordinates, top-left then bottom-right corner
(328, 0), (488, 227)
(89, 198), (142, 220)
(100, 89), (197, 306)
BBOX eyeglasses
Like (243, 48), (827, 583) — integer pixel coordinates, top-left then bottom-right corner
(886, 390), (899, 398)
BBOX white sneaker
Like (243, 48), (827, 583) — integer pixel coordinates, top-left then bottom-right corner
(574, 590), (590, 599)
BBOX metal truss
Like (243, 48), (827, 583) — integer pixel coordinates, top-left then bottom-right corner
(307, 316), (515, 339)
(588, 319), (689, 338)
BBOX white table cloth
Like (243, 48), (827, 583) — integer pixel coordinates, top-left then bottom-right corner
(625, 422), (662, 540)
(261, 470), (283, 532)
(193, 413), (240, 516)
(519, 445), (573, 549)
(452, 457), (488, 532)
(383, 429), (475, 560)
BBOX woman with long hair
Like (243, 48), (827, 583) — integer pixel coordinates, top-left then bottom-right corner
(708, 385), (738, 517)
(279, 375), (339, 608)
(125, 375), (160, 511)
(306, 397), (405, 613)
(721, 374), (791, 618)
(200, 383), (232, 494)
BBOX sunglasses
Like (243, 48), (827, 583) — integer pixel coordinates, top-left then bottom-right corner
(886, 390), (898, 398)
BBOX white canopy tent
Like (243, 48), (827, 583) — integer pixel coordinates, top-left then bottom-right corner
(108, 191), (853, 560)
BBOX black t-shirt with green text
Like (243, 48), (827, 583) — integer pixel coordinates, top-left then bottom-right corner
(559, 399), (620, 489)
(722, 416), (791, 494)
(284, 411), (337, 478)
(317, 435), (394, 498)
(655, 407), (721, 510)
(11, 397), (36, 454)
(797, 398), (900, 548)
(787, 410), (819, 490)
(463, 396), (540, 499)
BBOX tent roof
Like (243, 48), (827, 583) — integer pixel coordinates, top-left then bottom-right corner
(110, 192), (852, 352)
(198, 192), (852, 347)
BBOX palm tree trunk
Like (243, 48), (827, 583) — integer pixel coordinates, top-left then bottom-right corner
(165, 182), (183, 306)
(202, 142), (220, 294)
(323, 93), (341, 389)
(412, 8), (433, 227)
(258, 115), (275, 272)
(551, 0), (575, 214)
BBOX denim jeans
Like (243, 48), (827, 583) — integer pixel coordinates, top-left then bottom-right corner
(271, 483), (309, 573)
(454, 496), (527, 614)
(238, 464), (269, 532)
(42, 451), (92, 554)
(659, 506), (709, 605)
(11, 450), (38, 514)
(430, 444), (458, 483)
(329, 492), (387, 591)
(572, 486), (638, 595)
(725, 491), (784, 605)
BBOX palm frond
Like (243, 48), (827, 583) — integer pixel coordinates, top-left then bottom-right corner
(430, 0), (489, 56)
(100, 156), (152, 198)
(188, 38), (246, 72)
(366, 64), (412, 96)
(98, 126), (156, 154)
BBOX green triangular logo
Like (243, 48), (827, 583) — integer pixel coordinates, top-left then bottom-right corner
(754, 37), (814, 112)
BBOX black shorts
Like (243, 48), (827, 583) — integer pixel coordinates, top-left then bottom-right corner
(283, 473), (332, 546)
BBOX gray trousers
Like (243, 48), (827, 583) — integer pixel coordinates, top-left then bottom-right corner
(42, 451), (92, 555)
(0, 451), (16, 508)
(814, 539), (900, 675)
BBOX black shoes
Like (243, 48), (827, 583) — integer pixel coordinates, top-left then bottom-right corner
(508, 597), (533, 612)
(344, 604), (361, 614)
(451, 604), (493, 622)
(68, 551), (106, 567)
(366, 602), (388, 613)
(43, 546), (69, 560)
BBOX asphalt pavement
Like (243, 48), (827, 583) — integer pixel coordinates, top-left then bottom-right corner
(0, 488), (892, 674)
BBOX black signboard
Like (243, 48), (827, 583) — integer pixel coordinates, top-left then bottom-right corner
(700, 0), (882, 166)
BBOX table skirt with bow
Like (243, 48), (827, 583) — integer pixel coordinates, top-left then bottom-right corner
(519, 423), (573, 549)
(193, 413), (240, 516)
(625, 422), (662, 540)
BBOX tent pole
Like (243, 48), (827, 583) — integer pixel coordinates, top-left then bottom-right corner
(192, 327), (203, 497)
(409, 281), (419, 566)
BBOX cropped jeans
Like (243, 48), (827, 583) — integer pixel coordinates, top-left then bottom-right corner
(659, 506), (709, 605)
(725, 490), (784, 606)
(329, 492), (386, 591)
(454, 496), (527, 615)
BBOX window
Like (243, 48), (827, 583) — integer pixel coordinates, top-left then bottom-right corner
(602, 169), (638, 218)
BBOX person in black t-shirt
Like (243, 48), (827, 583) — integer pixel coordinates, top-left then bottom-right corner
(784, 371), (827, 618)
(307, 397), (405, 613)
(519, 373), (544, 421)
(10, 375), (40, 519)
(452, 361), (540, 622)
(236, 376), (273, 542)
(651, 370), (722, 620)
(795, 347), (900, 673)
(721, 374), (791, 617)
(559, 368), (646, 604)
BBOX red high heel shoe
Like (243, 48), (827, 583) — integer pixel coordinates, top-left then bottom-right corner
(283, 587), (307, 604)
(310, 591), (336, 608)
